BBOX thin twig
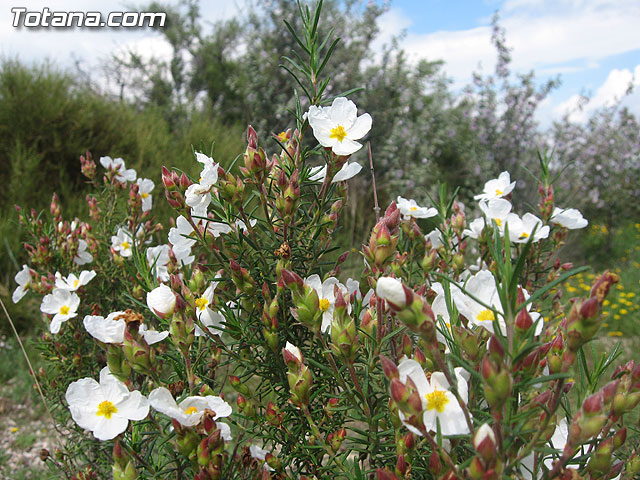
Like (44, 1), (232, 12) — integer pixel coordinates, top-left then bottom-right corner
(368, 141), (380, 222)
(0, 296), (63, 443)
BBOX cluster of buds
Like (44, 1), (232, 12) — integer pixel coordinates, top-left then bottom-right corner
(468, 424), (500, 479)
(329, 289), (359, 362)
(274, 128), (300, 166)
(218, 167), (245, 206)
(261, 283), (280, 352)
(80, 150), (96, 180)
(86, 195), (100, 221)
(376, 277), (436, 343)
(112, 440), (137, 480)
(481, 336), (513, 412)
(275, 169), (300, 223)
(538, 181), (554, 221)
(563, 271), (618, 351)
(240, 126), (273, 184)
(229, 259), (256, 297)
(380, 356), (423, 433)
(121, 310), (157, 376)
(363, 203), (401, 271)
(280, 269), (322, 333)
(282, 342), (312, 407)
(192, 412), (227, 480)
(162, 166), (192, 209)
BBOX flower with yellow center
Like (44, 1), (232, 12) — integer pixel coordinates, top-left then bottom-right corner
(136, 178), (155, 212)
(474, 171), (515, 201)
(303, 274), (350, 333)
(194, 282), (225, 337)
(397, 358), (470, 436)
(111, 227), (135, 258)
(306, 97), (372, 156)
(453, 270), (505, 335)
(149, 387), (232, 427)
(396, 196), (437, 219)
(12, 265), (32, 303)
(55, 270), (97, 292)
(66, 367), (149, 441)
(40, 288), (80, 334)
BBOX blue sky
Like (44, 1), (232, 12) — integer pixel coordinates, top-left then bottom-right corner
(2, 0), (639, 126)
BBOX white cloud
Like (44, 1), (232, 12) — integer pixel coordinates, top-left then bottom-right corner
(377, 0), (640, 88)
(554, 65), (640, 122)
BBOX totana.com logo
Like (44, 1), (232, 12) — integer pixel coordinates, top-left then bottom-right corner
(11, 7), (166, 28)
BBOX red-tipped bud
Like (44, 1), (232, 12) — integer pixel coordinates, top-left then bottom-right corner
(380, 355), (399, 380)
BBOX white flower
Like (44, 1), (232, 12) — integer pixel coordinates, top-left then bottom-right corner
(284, 341), (303, 363)
(146, 245), (171, 282)
(307, 97), (372, 156)
(74, 239), (93, 265)
(250, 444), (268, 461)
(194, 282), (225, 337)
(99, 156), (136, 183)
(506, 213), (550, 243)
(397, 196), (438, 219)
(250, 444), (274, 471)
(551, 207), (588, 229)
(41, 289), (80, 334)
(453, 270), (504, 335)
(430, 282), (461, 345)
(84, 312), (127, 343)
(376, 277), (407, 308)
(149, 387), (231, 427)
(147, 284), (176, 319)
(309, 161), (362, 183)
(12, 265), (31, 303)
(83, 312), (168, 345)
(185, 183), (212, 215)
(207, 222), (233, 237)
(479, 198), (512, 233)
(65, 366), (149, 441)
(139, 324), (169, 344)
(168, 216), (196, 266)
(398, 357), (470, 436)
(55, 270), (96, 291)
(195, 152), (219, 189)
(346, 278), (361, 300)
(111, 227), (135, 258)
(235, 218), (257, 233)
(520, 418), (569, 479)
(425, 229), (444, 248)
(303, 274), (350, 333)
(474, 171), (516, 200)
(462, 217), (486, 239)
(136, 178), (155, 212)
(168, 216), (196, 250)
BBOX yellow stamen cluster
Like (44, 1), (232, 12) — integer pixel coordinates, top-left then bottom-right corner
(184, 406), (198, 415)
(121, 241), (131, 250)
(96, 400), (118, 419)
(319, 298), (331, 312)
(495, 189), (503, 196)
(477, 309), (495, 322)
(425, 390), (449, 413)
(195, 297), (209, 311)
(60, 305), (70, 315)
(329, 125), (347, 142)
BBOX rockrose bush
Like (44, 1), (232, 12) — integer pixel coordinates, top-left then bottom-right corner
(8, 3), (640, 479)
